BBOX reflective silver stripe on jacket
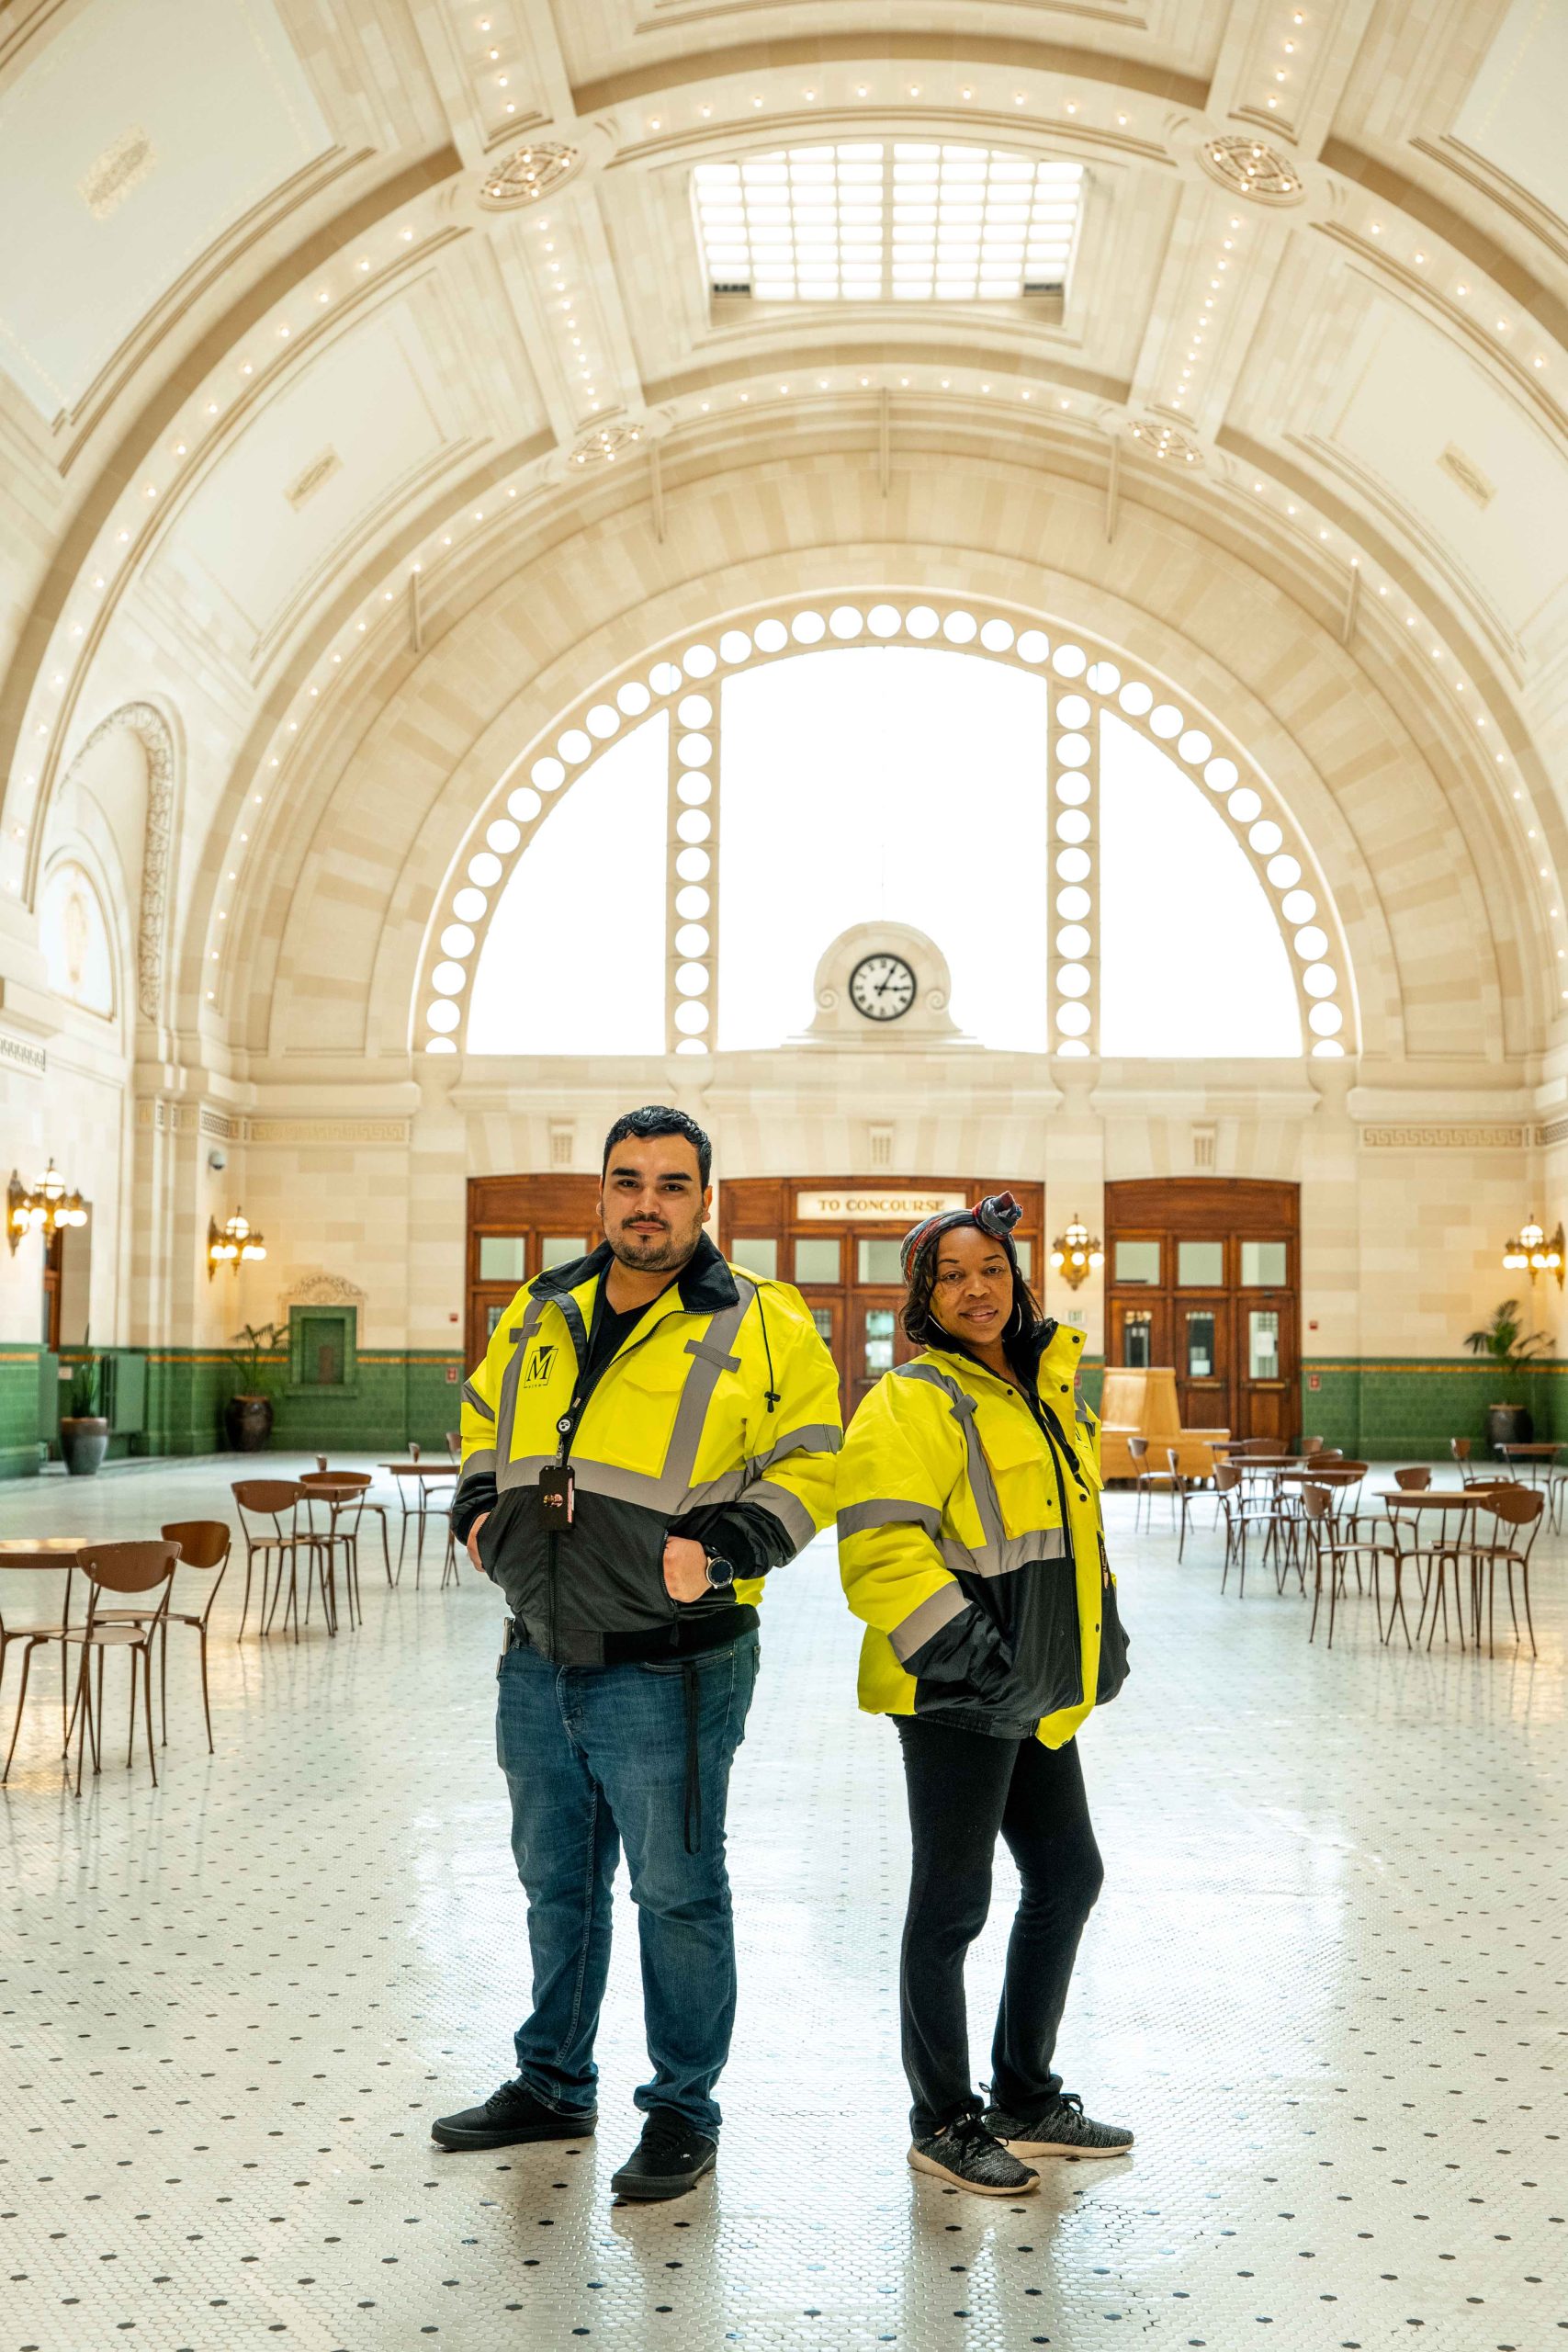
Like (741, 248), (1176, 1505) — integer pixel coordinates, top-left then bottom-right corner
(894, 1363), (1006, 1550)
(888, 1581), (967, 1663)
(940, 1527), (1066, 1578)
(495, 1294), (550, 1472)
(682, 1421), (843, 1513)
(462, 1380), (495, 1422)
(837, 1498), (942, 1539)
(743, 1482), (818, 1552)
(659, 1282), (754, 1489)
(456, 1448), (497, 1488)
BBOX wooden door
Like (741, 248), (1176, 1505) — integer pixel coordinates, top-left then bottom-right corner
(1105, 1181), (1300, 1445)
(465, 1175), (604, 1368)
(849, 1291), (908, 1411)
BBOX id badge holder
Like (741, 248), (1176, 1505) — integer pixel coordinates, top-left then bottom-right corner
(539, 1462), (575, 1526)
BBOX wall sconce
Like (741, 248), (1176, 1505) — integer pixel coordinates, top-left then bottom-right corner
(1502, 1216), (1564, 1288)
(6, 1159), (88, 1254)
(208, 1210), (266, 1279)
(1049, 1212), (1104, 1290)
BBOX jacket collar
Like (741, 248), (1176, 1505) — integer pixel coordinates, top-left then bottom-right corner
(530, 1228), (739, 1315)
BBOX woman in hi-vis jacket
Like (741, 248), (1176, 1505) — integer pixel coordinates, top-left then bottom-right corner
(837, 1193), (1132, 2195)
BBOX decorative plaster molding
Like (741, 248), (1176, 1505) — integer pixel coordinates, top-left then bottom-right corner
(282, 1272), (368, 1308)
(200, 1109), (239, 1139)
(1198, 136), (1304, 205)
(0, 1028), (46, 1078)
(1359, 1125), (1529, 1148)
(478, 141), (581, 209)
(1537, 1116), (1568, 1148)
(73, 703), (175, 1023)
(244, 1118), (410, 1145)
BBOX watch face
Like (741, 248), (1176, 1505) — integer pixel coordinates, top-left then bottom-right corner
(849, 952), (917, 1023)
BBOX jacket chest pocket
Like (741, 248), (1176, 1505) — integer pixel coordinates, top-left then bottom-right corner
(975, 1413), (1052, 1528)
(591, 1351), (692, 1476)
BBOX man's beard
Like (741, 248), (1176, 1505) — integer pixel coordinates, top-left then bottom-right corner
(608, 1219), (699, 1272)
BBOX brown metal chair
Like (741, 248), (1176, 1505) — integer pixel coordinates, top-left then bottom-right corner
(91, 1521), (231, 1751)
(1446, 1484), (1545, 1656)
(1393, 1466), (1432, 1491)
(4, 1541), (179, 1793)
(1450, 1435), (1484, 1487)
(231, 1480), (333, 1642)
(313, 1458), (393, 1583)
(299, 1476), (367, 1628)
(1127, 1435), (1177, 1532)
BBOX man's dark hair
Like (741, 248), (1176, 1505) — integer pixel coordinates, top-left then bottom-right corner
(601, 1105), (712, 1187)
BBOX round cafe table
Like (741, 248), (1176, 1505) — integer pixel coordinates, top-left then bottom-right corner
(0, 1538), (86, 1729)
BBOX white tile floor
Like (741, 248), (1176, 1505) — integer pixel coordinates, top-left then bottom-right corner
(1, 1454), (1564, 2352)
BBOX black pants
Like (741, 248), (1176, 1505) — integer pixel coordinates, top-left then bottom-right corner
(895, 1716), (1104, 2139)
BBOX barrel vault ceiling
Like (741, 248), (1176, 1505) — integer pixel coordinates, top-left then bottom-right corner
(1, 0), (1565, 1066)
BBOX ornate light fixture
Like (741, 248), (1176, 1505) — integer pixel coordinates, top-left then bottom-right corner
(6, 1159), (88, 1254)
(208, 1210), (267, 1279)
(1050, 1212), (1105, 1289)
(1502, 1215), (1564, 1288)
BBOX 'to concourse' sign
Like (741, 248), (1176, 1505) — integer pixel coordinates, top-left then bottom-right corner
(796, 1191), (968, 1222)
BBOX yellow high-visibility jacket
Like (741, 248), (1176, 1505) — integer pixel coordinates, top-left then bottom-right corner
(456, 1234), (840, 1665)
(837, 1324), (1125, 1747)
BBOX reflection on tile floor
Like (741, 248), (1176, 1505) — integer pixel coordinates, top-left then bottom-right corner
(1, 1455), (1564, 2350)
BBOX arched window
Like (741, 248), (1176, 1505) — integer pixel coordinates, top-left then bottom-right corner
(463, 716), (667, 1054)
(440, 602), (1349, 1060)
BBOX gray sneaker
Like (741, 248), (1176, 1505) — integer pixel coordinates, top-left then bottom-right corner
(908, 2112), (1039, 2195)
(983, 2091), (1134, 2159)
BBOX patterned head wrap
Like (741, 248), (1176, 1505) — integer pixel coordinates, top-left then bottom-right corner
(899, 1191), (1025, 1288)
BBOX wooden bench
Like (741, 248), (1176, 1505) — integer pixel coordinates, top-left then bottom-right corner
(1098, 1366), (1230, 1483)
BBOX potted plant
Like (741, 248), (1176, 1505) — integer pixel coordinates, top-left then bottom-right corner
(1461, 1298), (1553, 1454)
(60, 1351), (109, 1476)
(225, 1320), (287, 1452)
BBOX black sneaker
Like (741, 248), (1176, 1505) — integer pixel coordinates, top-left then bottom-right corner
(431, 2077), (596, 2151)
(609, 2108), (717, 2201)
(983, 2091), (1134, 2159)
(908, 2111), (1039, 2196)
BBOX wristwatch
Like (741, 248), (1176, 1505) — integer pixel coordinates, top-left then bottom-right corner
(702, 1542), (735, 1590)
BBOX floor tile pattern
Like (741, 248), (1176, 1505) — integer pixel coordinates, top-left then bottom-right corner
(1, 1457), (1564, 2350)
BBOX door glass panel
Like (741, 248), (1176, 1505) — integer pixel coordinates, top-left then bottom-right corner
(1013, 1238), (1032, 1279)
(810, 1306), (834, 1344)
(734, 1237), (778, 1279)
(795, 1238), (840, 1283)
(485, 1302), (506, 1339)
(1114, 1239), (1159, 1284)
(1185, 1310), (1216, 1379)
(1178, 1239), (1224, 1286)
(1240, 1239), (1288, 1287)
(857, 1238), (905, 1283)
(540, 1235), (586, 1270)
(864, 1307), (897, 1377)
(1122, 1310), (1152, 1368)
(1248, 1309), (1280, 1378)
(479, 1235), (526, 1281)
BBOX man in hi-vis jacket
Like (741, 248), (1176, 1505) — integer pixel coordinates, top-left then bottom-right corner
(434, 1106), (840, 2200)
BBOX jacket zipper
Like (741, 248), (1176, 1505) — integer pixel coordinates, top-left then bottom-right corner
(547, 1306), (691, 1645)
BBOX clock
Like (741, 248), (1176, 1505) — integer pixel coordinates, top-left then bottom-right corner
(849, 952), (917, 1023)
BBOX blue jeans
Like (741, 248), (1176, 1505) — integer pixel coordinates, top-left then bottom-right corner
(495, 1629), (760, 2138)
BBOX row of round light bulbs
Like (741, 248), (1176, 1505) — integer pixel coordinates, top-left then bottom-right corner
(646, 85), (1145, 134)
(421, 600), (1348, 1057)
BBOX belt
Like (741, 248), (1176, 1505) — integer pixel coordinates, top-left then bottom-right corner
(502, 1600), (756, 1670)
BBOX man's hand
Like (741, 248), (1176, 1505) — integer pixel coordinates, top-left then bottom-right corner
(467, 1512), (490, 1573)
(661, 1535), (709, 1604)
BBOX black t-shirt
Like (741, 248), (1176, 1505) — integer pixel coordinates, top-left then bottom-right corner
(581, 1275), (674, 1390)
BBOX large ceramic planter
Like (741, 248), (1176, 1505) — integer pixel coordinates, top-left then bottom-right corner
(225, 1394), (274, 1452)
(60, 1415), (109, 1476)
(1485, 1401), (1533, 1455)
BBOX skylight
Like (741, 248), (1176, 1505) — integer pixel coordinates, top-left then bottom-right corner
(693, 143), (1084, 302)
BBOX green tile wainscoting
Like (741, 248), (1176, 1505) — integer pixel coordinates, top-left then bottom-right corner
(1300, 1359), (1568, 1460)
(0, 1347), (466, 1476)
(0, 1345), (43, 1478)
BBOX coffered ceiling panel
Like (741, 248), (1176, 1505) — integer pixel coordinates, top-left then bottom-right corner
(153, 300), (457, 658)
(1315, 294), (1568, 650)
(0, 0), (332, 423)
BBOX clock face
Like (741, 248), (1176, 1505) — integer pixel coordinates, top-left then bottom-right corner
(849, 952), (917, 1023)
